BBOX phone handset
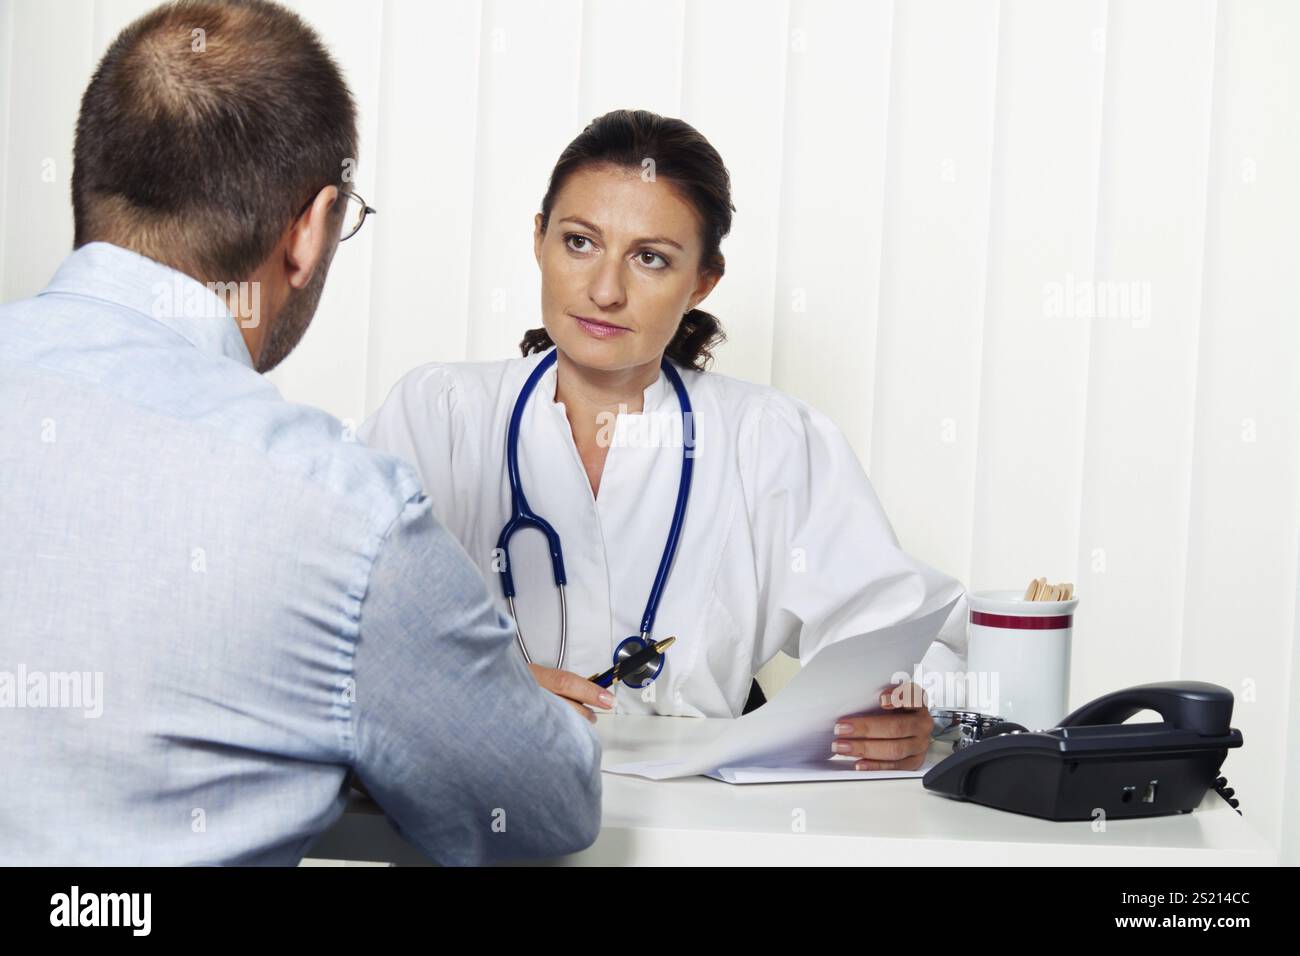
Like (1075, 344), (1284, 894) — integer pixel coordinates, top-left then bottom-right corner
(1059, 680), (1233, 736)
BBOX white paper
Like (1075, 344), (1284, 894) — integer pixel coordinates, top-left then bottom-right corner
(706, 752), (943, 785)
(606, 598), (958, 781)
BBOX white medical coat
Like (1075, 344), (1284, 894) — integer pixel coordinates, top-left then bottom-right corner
(359, 348), (967, 717)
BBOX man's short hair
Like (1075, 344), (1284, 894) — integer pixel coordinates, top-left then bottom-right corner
(72, 0), (358, 281)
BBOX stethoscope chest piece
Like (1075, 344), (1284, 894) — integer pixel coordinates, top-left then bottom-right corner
(613, 634), (665, 688)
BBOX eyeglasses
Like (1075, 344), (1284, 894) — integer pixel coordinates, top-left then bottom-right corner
(296, 188), (377, 242)
(339, 190), (377, 241)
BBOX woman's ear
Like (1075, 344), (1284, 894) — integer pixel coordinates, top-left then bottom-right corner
(533, 213), (545, 267)
(687, 268), (722, 312)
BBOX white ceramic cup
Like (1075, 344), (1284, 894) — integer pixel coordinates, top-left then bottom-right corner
(966, 589), (1078, 731)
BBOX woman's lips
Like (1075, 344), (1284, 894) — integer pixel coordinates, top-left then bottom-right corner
(571, 314), (630, 339)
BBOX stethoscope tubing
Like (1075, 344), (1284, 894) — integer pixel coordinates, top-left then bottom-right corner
(496, 348), (692, 675)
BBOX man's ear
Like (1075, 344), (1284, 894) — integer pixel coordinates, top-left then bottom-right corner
(687, 268), (722, 313)
(533, 213), (545, 267)
(286, 185), (340, 290)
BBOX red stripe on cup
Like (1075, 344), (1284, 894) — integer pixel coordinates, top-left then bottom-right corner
(970, 611), (1073, 630)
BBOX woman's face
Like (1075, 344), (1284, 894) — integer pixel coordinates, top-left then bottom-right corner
(534, 164), (719, 375)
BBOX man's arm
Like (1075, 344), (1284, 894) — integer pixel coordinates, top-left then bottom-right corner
(348, 494), (602, 865)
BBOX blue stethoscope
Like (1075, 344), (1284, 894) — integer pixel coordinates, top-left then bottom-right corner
(496, 348), (694, 689)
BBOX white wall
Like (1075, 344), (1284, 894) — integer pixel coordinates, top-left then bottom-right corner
(1, 0), (1296, 863)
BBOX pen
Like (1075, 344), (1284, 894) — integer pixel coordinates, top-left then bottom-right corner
(587, 636), (676, 689)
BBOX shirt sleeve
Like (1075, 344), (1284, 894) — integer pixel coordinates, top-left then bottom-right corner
(348, 492), (602, 865)
(739, 393), (967, 688)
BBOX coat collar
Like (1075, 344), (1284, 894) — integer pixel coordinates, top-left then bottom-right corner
(536, 346), (674, 416)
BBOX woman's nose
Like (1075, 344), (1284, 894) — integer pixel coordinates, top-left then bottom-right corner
(586, 256), (626, 309)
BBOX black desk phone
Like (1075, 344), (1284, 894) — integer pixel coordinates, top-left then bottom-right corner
(922, 681), (1243, 821)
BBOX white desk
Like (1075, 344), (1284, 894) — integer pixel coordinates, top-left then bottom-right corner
(308, 714), (1276, 866)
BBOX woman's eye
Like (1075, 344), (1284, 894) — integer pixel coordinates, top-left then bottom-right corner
(636, 250), (668, 270)
(565, 234), (594, 253)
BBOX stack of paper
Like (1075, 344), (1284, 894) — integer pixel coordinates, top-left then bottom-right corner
(605, 598), (959, 784)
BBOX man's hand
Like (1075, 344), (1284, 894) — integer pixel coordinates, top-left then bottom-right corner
(832, 682), (933, 771)
(528, 664), (616, 724)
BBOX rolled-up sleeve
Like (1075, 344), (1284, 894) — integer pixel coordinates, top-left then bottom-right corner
(349, 493), (602, 865)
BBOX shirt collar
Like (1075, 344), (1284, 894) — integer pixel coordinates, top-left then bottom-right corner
(37, 242), (256, 370)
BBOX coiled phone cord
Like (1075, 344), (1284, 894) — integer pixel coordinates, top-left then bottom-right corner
(1214, 776), (1241, 815)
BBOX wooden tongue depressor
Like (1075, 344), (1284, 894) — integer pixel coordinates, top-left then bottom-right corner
(1023, 578), (1075, 601)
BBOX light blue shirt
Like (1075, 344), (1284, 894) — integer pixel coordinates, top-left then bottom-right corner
(0, 242), (601, 865)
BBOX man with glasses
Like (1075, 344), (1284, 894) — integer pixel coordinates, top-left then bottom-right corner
(0, 0), (602, 865)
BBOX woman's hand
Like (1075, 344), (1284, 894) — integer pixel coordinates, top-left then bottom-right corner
(832, 682), (934, 771)
(528, 663), (616, 724)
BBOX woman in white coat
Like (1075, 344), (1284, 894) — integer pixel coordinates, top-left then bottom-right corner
(361, 109), (966, 771)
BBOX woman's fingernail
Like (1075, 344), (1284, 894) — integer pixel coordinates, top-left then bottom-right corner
(880, 693), (892, 708)
(834, 722), (853, 736)
(598, 692), (615, 707)
(832, 741), (852, 754)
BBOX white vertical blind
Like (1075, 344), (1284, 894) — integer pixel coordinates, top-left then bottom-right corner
(871, 0), (1001, 587)
(969, 0), (1106, 619)
(1180, 0), (1300, 863)
(772, 0), (894, 467)
(2, 0), (1296, 862)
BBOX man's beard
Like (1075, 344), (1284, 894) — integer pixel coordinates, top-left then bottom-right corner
(254, 241), (337, 374)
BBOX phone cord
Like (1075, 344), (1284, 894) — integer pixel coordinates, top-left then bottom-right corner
(1213, 775), (1241, 815)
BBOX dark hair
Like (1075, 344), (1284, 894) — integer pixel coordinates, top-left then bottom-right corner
(71, 0), (358, 281)
(521, 109), (734, 371)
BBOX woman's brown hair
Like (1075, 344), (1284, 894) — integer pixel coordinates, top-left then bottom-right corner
(522, 109), (735, 371)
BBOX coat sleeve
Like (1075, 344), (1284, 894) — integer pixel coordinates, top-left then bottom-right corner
(738, 392), (968, 707)
(357, 365), (463, 523)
